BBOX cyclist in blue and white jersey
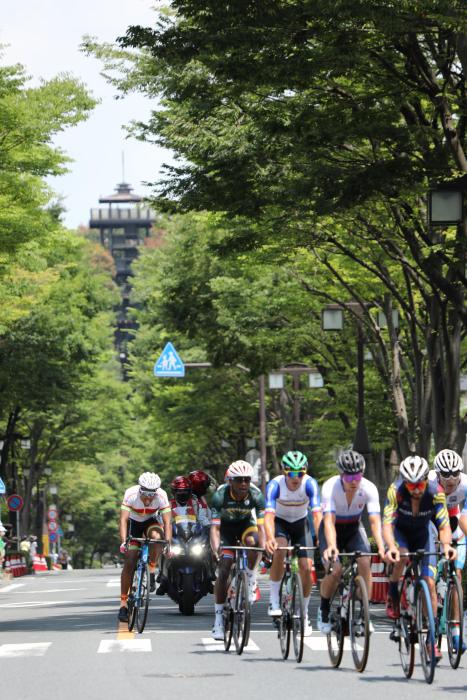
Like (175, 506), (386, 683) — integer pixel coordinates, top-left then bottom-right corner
(264, 450), (321, 634)
(317, 450), (385, 634)
(429, 449), (467, 652)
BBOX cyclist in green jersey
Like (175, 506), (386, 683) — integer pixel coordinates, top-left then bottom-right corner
(210, 460), (265, 640)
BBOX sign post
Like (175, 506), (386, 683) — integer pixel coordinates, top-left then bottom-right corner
(7, 494), (24, 549)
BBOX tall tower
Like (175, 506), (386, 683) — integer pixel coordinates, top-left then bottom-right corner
(89, 181), (156, 368)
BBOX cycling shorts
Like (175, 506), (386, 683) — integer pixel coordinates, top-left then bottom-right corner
(318, 521), (370, 564)
(453, 534), (466, 570)
(220, 519), (259, 559)
(128, 517), (164, 549)
(394, 525), (436, 578)
(275, 516), (313, 558)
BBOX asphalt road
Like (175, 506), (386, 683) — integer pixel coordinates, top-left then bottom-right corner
(0, 569), (466, 699)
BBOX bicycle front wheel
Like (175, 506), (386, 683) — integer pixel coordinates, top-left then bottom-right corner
(416, 579), (436, 684)
(349, 575), (370, 672)
(223, 603), (234, 652)
(398, 575), (415, 678)
(327, 590), (344, 668)
(233, 571), (250, 655)
(279, 574), (291, 659)
(127, 567), (138, 632)
(136, 564), (150, 633)
(446, 574), (463, 669)
(291, 573), (305, 663)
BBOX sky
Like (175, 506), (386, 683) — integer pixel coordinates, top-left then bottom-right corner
(1, 0), (171, 229)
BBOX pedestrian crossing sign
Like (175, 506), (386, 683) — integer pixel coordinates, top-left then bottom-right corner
(154, 342), (185, 377)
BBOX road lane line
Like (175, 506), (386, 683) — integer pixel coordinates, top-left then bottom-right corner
(201, 638), (259, 652)
(0, 643), (51, 657)
(98, 639), (151, 653)
(303, 637), (361, 651)
(0, 584), (25, 593)
(0, 600), (73, 608)
(27, 588), (85, 593)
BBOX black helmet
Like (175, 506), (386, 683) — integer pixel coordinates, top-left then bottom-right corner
(336, 450), (366, 474)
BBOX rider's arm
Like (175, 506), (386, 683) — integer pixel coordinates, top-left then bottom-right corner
(119, 507), (130, 543)
(459, 513), (467, 537)
(323, 512), (337, 550)
(368, 514), (385, 557)
(365, 481), (384, 556)
(210, 523), (221, 556)
(382, 483), (399, 556)
(254, 490), (266, 550)
(161, 508), (172, 545)
(306, 477), (322, 533)
(264, 480), (279, 548)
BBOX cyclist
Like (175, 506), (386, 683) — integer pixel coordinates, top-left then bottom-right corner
(317, 450), (385, 634)
(264, 450), (321, 635)
(210, 460), (265, 640)
(383, 455), (455, 660)
(429, 449), (467, 652)
(118, 472), (172, 622)
(156, 475), (211, 595)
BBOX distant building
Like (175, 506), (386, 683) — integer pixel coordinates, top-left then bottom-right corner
(89, 182), (156, 370)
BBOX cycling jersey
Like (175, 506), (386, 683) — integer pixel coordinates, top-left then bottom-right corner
(428, 470), (467, 516)
(121, 485), (171, 523)
(383, 478), (449, 532)
(265, 474), (320, 522)
(321, 475), (380, 524)
(170, 495), (211, 529)
(210, 483), (265, 526)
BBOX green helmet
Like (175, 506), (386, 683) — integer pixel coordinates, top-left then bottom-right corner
(281, 450), (308, 472)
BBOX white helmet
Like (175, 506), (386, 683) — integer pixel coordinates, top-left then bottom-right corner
(399, 455), (429, 483)
(138, 472), (161, 492)
(433, 449), (464, 477)
(226, 460), (254, 478)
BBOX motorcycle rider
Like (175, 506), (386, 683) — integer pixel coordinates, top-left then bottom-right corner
(189, 470), (213, 521)
(156, 476), (211, 595)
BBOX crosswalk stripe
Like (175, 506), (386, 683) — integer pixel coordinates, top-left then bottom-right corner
(0, 643), (51, 657)
(106, 578), (120, 588)
(0, 600), (73, 608)
(97, 639), (152, 653)
(304, 636), (361, 651)
(201, 637), (259, 652)
(0, 583), (25, 593)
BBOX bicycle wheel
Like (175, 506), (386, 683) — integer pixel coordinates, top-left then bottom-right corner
(445, 574), (463, 669)
(233, 571), (250, 655)
(327, 589), (344, 668)
(398, 575), (415, 678)
(223, 603), (234, 651)
(349, 575), (370, 672)
(416, 579), (436, 684)
(291, 573), (305, 663)
(279, 574), (291, 660)
(136, 563), (150, 633)
(127, 567), (138, 632)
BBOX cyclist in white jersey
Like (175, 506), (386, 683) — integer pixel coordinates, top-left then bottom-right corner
(317, 450), (385, 634)
(264, 450), (321, 635)
(429, 449), (467, 653)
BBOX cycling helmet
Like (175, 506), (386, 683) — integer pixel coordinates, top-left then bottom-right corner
(281, 450), (308, 471)
(188, 470), (211, 496)
(399, 455), (429, 483)
(226, 460), (254, 478)
(433, 449), (464, 477)
(138, 472), (161, 493)
(171, 476), (192, 505)
(336, 450), (366, 474)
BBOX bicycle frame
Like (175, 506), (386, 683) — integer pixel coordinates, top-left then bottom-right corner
(126, 537), (167, 633)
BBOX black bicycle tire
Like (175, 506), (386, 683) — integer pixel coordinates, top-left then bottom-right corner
(279, 573), (291, 659)
(291, 573), (305, 663)
(349, 574), (370, 672)
(446, 573), (463, 669)
(136, 563), (150, 633)
(233, 571), (250, 655)
(398, 575), (415, 679)
(223, 606), (234, 651)
(127, 566), (138, 632)
(416, 579), (436, 684)
(327, 587), (344, 667)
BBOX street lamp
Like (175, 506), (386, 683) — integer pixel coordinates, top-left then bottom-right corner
(49, 484), (58, 496)
(428, 177), (466, 226)
(376, 309), (399, 329)
(322, 303), (371, 456)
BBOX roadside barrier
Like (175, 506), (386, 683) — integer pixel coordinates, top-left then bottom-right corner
(32, 554), (48, 573)
(370, 554), (389, 603)
(5, 554), (28, 577)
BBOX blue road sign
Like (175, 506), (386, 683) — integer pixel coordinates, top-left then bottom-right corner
(154, 342), (185, 377)
(49, 532), (58, 543)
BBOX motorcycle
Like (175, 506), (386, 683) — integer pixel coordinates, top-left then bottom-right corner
(165, 521), (213, 615)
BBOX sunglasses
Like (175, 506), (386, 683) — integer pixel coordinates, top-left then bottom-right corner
(342, 473), (363, 483)
(140, 489), (157, 497)
(440, 474), (460, 485)
(285, 470), (306, 478)
(405, 480), (427, 492)
(232, 476), (251, 483)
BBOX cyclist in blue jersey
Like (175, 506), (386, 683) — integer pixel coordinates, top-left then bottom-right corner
(383, 455), (455, 660)
(317, 450), (385, 634)
(264, 450), (321, 634)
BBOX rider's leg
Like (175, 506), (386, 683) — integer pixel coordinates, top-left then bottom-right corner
(212, 555), (233, 637)
(120, 548), (138, 610)
(268, 538), (287, 612)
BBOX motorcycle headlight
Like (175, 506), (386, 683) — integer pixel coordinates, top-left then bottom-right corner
(190, 543), (204, 556)
(171, 544), (183, 556)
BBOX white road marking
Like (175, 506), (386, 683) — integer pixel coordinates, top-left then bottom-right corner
(0, 584), (25, 593)
(201, 637), (259, 652)
(304, 636), (361, 651)
(0, 643), (51, 657)
(0, 600), (73, 608)
(27, 588), (85, 594)
(97, 639), (152, 653)
(106, 579), (120, 588)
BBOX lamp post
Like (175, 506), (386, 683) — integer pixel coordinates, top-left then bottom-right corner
(322, 304), (371, 456)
